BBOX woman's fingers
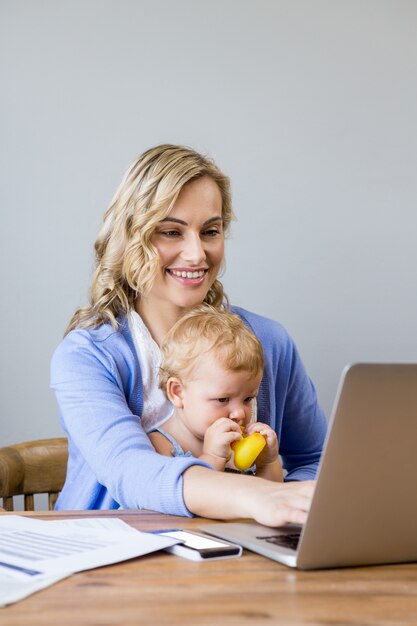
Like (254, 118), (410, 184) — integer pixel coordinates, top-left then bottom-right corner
(251, 481), (315, 527)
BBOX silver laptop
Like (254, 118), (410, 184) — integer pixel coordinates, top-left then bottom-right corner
(200, 363), (417, 570)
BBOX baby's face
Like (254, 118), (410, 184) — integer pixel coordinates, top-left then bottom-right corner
(178, 351), (262, 440)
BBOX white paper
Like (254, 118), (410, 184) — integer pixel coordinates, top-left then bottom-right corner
(0, 515), (178, 607)
(49, 517), (138, 532)
(0, 571), (71, 607)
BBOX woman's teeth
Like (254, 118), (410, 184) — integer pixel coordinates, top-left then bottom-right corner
(170, 270), (205, 279)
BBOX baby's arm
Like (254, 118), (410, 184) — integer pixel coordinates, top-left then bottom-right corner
(199, 418), (242, 471)
(245, 422), (283, 482)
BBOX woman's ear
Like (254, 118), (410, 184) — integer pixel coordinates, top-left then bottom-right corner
(166, 377), (184, 408)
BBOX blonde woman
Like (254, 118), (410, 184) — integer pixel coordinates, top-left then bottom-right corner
(51, 144), (327, 526)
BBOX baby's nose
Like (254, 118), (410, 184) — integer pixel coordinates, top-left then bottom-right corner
(229, 408), (246, 423)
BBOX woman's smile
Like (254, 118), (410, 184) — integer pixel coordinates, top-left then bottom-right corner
(166, 267), (208, 285)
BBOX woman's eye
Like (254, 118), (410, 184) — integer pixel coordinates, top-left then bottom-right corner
(202, 228), (221, 238)
(160, 230), (181, 238)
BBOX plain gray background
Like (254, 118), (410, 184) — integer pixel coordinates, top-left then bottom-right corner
(1, 0), (416, 447)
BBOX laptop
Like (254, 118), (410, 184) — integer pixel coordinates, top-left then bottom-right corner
(200, 363), (417, 570)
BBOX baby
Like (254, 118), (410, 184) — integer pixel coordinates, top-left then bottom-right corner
(148, 305), (283, 481)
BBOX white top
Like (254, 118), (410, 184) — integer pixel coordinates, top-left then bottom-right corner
(128, 311), (174, 433)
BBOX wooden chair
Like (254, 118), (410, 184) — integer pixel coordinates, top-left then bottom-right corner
(0, 438), (68, 511)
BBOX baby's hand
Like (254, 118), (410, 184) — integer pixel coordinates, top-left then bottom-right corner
(201, 418), (242, 470)
(245, 422), (279, 468)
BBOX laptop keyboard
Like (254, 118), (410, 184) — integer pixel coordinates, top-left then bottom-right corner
(256, 532), (301, 551)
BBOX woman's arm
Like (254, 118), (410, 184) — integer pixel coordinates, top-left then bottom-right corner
(277, 341), (327, 481)
(51, 327), (212, 514)
(183, 465), (314, 526)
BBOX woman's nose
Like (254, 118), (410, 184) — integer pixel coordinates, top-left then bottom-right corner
(181, 233), (206, 265)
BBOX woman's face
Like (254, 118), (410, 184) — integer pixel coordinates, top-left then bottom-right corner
(148, 176), (225, 312)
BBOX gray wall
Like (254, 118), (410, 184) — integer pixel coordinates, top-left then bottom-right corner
(1, 0), (417, 446)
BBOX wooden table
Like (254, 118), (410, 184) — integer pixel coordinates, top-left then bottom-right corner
(2, 510), (417, 626)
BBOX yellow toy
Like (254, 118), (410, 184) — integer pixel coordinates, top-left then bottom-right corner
(232, 430), (266, 471)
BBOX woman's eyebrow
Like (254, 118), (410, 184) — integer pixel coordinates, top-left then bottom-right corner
(160, 216), (222, 226)
(203, 216), (223, 226)
(160, 217), (187, 225)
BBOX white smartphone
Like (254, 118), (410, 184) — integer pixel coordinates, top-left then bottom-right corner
(152, 528), (242, 561)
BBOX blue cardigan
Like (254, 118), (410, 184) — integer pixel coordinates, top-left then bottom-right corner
(50, 306), (327, 514)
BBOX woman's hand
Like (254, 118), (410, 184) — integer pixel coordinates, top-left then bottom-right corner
(246, 477), (313, 527)
(183, 465), (315, 527)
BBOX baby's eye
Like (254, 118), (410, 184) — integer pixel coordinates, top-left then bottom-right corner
(244, 396), (255, 403)
(216, 397), (229, 403)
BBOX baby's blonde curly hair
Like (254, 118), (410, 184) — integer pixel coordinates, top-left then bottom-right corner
(159, 305), (264, 394)
(66, 145), (235, 334)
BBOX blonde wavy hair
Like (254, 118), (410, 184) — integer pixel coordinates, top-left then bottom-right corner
(66, 144), (235, 334)
(159, 304), (264, 393)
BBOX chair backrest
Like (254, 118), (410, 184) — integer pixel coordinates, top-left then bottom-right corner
(0, 438), (68, 511)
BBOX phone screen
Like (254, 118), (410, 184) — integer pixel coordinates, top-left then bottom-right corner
(160, 530), (230, 550)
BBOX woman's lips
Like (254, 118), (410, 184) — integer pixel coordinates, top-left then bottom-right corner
(168, 269), (206, 279)
(166, 268), (208, 285)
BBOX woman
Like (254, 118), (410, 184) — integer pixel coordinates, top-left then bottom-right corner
(51, 144), (327, 527)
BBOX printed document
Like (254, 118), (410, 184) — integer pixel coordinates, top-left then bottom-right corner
(0, 515), (177, 607)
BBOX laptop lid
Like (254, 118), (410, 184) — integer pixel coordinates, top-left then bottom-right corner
(201, 363), (417, 569)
